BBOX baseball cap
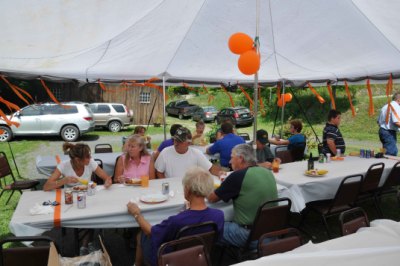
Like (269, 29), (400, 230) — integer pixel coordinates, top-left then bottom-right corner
(173, 127), (192, 143)
(256, 129), (269, 144)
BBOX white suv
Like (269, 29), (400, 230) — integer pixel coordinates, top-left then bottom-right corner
(0, 102), (95, 142)
(88, 103), (133, 132)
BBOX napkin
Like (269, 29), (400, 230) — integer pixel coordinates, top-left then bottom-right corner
(29, 203), (54, 215)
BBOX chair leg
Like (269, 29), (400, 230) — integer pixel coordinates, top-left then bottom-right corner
(321, 215), (332, 239)
(6, 190), (16, 204)
(374, 195), (384, 218)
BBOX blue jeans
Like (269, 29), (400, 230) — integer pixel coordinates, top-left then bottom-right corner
(220, 222), (257, 250)
(379, 128), (398, 156)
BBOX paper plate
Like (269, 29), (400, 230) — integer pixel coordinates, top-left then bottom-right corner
(304, 170), (328, 177)
(140, 194), (168, 204)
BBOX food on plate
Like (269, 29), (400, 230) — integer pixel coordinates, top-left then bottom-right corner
(72, 185), (88, 191)
(125, 178), (142, 185)
(331, 156), (344, 161)
(78, 178), (88, 185)
(317, 169), (328, 175)
(90, 182), (97, 189)
(305, 169), (328, 176)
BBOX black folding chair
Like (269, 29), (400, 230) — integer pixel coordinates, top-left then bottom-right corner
(94, 143), (113, 153)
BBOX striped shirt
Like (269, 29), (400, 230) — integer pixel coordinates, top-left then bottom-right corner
(322, 123), (346, 155)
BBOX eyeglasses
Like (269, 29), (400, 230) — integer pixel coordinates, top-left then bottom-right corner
(42, 200), (60, 206)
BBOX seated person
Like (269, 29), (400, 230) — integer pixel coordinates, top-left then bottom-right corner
(207, 121), (245, 170)
(134, 125), (151, 149)
(127, 166), (224, 266)
(152, 123), (182, 161)
(192, 120), (207, 146)
(253, 129), (277, 169)
(114, 134), (155, 183)
(269, 119), (306, 159)
(323, 109), (345, 156)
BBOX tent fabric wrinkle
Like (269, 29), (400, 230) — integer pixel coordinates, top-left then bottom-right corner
(0, 0), (400, 84)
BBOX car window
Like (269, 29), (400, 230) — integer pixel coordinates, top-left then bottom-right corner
(20, 105), (41, 116)
(112, 104), (125, 113)
(95, 105), (111, 113)
(220, 109), (227, 115)
(42, 105), (78, 114)
(237, 108), (250, 114)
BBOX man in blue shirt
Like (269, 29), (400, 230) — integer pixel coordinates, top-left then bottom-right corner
(206, 121), (244, 169)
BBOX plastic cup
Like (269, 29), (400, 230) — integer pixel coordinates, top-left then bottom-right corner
(141, 175), (149, 187)
(272, 159), (280, 173)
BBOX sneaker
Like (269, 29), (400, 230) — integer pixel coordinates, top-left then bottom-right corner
(79, 246), (89, 256)
(88, 242), (97, 253)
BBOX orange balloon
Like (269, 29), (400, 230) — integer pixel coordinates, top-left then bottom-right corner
(277, 98), (286, 107)
(228, 33), (253, 55)
(284, 93), (293, 103)
(238, 50), (260, 75)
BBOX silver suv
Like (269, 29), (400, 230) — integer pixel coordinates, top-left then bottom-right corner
(0, 102), (95, 142)
(88, 103), (133, 132)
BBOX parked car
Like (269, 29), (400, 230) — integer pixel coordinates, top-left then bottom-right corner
(192, 106), (218, 122)
(88, 103), (133, 132)
(165, 100), (198, 119)
(215, 106), (254, 126)
(0, 102), (95, 142)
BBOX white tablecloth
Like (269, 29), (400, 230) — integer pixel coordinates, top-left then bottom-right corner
(9, 178), (292, 237)
(36, 152), (123, 176)
(273, 156), (398, 212)
(234, 219), (400, 266)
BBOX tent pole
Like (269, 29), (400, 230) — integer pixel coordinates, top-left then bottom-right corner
(252, 0), (260, 156)
(162, 76), (167, 140)
(279, 81), (286, 137)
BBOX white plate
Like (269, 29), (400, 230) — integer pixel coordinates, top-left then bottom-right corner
(140, 194), (168, 204)
(304, 170), (327, 177)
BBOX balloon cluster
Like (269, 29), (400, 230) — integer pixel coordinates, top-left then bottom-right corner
(277, 93), (293, 107)
(228, 33), (260, 75)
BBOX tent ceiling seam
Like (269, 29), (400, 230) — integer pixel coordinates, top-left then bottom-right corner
(85, 40), (112, 81)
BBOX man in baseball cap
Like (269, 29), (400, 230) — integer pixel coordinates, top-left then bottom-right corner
(255, 129), (276, 168)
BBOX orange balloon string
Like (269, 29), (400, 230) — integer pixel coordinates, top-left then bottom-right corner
(238, 85), (254, 111)
(385, 74), (393, 124)
(40, 79), (64, 105)
(366, 79), (374, 117)
(344, 81), (356, 117)
(1, 76), (31, 106)
(221, 85), (235, 107)
(326, 83), (336, 110)
(307, 83), (326, 104)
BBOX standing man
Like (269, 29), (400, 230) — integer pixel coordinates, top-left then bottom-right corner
(155, 127), (220, 178)
(378, 92), (400, 156)
(206, 121), (245, 170)
(207, 144), (278, 248)
(322, 109), (346, 156)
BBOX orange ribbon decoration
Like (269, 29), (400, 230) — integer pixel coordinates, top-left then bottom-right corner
(1, 76), (34, 106)
(326, 83), (336, 110)
(53, 189), (62, 227)
(258, 85), (266, 116)
(40, 79), (63, 105)
(208, 94), (215, 104)
(221, 85), (235, 107)
(344, 81), (356, 117)
(366, 79), (375, 117)
(307, 83), (325, 104)
(385, 74), (394, 124)
(238, 85), (254, 110)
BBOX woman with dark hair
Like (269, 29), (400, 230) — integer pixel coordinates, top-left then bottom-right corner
(43, 143), (112, 191)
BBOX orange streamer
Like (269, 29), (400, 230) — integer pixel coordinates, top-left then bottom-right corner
(307, 83), (325, 104)
(326, 83), (336, 110)
(221, 85), (235, 107)
(53, 189), (61, 227)
(202, 85), (209, 94)
(40, 79), (63, 105)
(258, 86), (266, 116)
(238, 85), (254, 110)
(0, 96), (20, 113)
(0, 109), (19, 127)
(366, 79), (374, 117)
(344, 81), (356, 117)
(208, 94), (215, 104)
(1, 76), (31, 106)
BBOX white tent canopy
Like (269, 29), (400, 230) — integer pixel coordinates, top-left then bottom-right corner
(1, 0), (400, 85)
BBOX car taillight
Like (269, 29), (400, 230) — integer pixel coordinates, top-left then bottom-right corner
(234, 113), (239, 118)
(205, 112), (211, 115)
(84, 117), (93, 121)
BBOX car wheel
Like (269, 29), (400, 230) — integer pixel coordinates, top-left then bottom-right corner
(178, 113), (184, 120)
(61, 125), (79, 142)
(108, 121), (122, 132)
(0, 126), (12, 142)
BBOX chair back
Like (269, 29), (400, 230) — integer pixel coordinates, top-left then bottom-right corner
(94, 143), (113, 153)
(328, 175), (363, 213)
(289, 142), (306, 162)
(258, 228), (302, 257)
(0, 151), (15, 185)
(339, 207), (369, 236)
(91, 159), (104, 184)
(175, 221), (218, 253)
(275, 147), (293, 164)
(361, 163), (384, 193)
(381, 161), (400, 189)
(158, 236), (209, 266)
(0, 236), (54, 266)
(247, 198), (292, 246)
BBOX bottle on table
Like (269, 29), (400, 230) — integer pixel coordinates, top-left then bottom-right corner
(307, 153), (314, 170)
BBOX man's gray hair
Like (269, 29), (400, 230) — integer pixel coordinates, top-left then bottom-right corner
(182, 166), (214, 197)
(232, 144), (257, 165)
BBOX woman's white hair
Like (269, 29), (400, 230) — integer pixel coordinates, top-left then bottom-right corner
(182, 166), (214, 197)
